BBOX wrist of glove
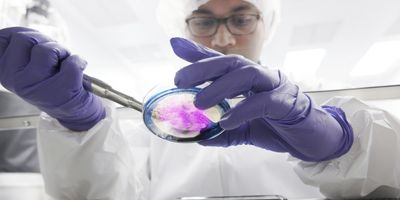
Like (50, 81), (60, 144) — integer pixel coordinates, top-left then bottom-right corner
(170, 37), (353, 162)
(0, 27), (105, 131)
(25, 77), (106, 131)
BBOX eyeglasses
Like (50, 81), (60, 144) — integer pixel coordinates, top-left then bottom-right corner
(186, 14), (261, 37)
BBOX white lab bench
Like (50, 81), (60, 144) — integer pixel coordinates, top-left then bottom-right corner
(0, 173), (50, 200)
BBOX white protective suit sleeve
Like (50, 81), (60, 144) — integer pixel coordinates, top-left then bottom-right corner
(37, 100), (150, 200)
(291, 96), (400, 198)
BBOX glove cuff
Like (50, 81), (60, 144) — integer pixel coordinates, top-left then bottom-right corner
(320, 106), (354, 160)
(41, 92), (106, 131)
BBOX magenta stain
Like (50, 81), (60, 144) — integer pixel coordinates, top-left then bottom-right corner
(156, 103), (210, 133)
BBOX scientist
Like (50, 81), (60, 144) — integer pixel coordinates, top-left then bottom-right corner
(0, 0), (399, 199)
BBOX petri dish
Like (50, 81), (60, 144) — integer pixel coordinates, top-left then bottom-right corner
(143, 87), (230, 142)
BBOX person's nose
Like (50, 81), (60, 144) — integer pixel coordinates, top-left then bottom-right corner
(211, 24), (236, 48)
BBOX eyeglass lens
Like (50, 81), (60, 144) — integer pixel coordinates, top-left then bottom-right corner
(187, 14), (259, 37)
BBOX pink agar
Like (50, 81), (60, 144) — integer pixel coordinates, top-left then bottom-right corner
(155, 103), (210, 133)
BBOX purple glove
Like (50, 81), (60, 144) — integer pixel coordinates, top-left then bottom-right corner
(171, 37), (353, 162)
(0, 27), (105, 131)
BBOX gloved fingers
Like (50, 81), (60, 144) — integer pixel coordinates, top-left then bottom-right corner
(194, 65), (263, 109)
(22, 42), (71, 85)
(58, 55), (88, 84)
(1, 31), (53, 74)
(0, 31), (53, 91)
(175, 55), (252, 88)
(25, 55), (88, 103)
(198, 123), (250, 147)
(170, 37), (222, 63)
(0, 27), (38, 56)
(219, 93), (270, 130)
(14, 55), (87, 101)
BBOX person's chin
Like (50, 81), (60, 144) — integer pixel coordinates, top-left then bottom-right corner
(215, 48), (241, 55)
(226, 51), (248, 57)
(224, 50), (241, 56)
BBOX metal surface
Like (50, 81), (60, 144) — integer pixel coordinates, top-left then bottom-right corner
(178, 195), (287, 200)
(0, 91), (40, 118)
(84, 74), (143, 112)
(0, 91), (40, 131)
(304, 84), (400, 105)
(0, 115), (39, 131)
(0, 92), (40, 172)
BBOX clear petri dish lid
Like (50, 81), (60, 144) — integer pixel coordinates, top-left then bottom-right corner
(143, 84), (230, 143)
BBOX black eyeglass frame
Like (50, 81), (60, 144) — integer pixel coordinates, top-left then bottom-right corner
(185, 14), (262, 37)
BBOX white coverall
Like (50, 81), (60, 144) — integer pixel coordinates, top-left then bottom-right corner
(37, 96), (400, 199)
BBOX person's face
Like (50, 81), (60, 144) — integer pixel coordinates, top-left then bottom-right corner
(186, 0), (266, 62)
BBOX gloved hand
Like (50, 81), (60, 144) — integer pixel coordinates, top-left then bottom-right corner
(0, 27), (105, 131)
(170, 37), (353, 162)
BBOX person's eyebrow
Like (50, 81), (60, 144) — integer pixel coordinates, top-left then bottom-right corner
(192, 3), (257, 16)
(231, 4), (254, 13)
(192, 8), (213, 15)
